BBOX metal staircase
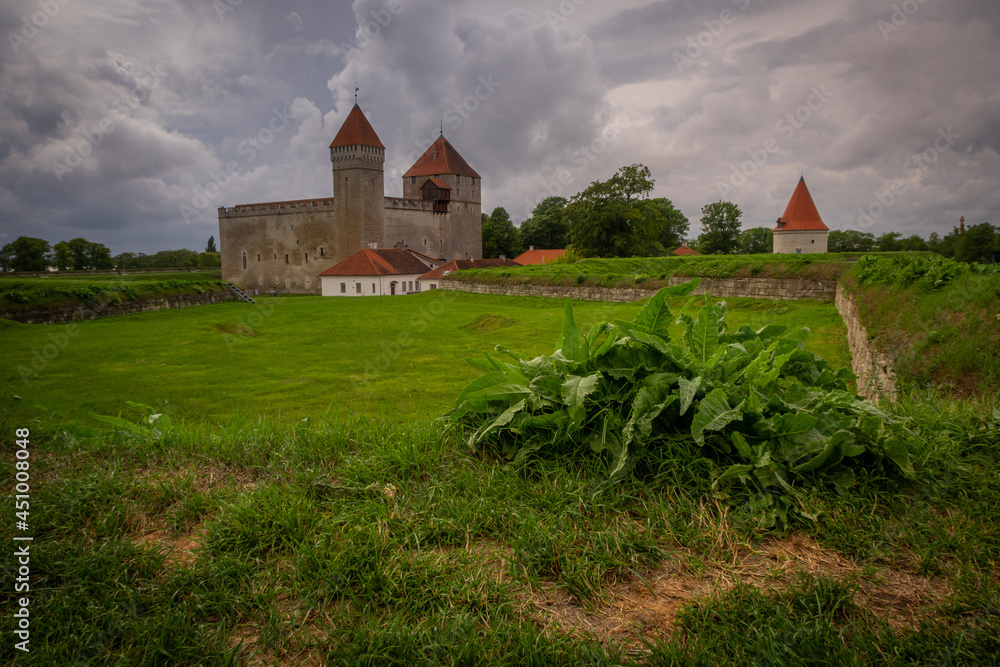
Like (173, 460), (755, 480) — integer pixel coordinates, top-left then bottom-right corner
(224, 282), (256, 304)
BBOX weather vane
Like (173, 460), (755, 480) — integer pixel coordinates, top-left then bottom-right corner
(354, 82), (359, 104)
(440, 120), (444, 137)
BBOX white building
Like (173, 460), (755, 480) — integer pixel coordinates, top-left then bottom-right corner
(318, 247), (442, 297)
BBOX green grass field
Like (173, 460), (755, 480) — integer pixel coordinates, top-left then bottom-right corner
(2, 291), (998, 665)
(1, 291), (848, 427)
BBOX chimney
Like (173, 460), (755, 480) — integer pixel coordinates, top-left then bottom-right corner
(500, 255), (506, 261)
(529, 245), (534, 252)
(960, 216), (965, 234)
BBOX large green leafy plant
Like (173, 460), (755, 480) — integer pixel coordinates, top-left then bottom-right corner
(447, 280), (914, 529)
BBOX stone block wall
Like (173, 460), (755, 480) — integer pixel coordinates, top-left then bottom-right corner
(440, 276), (838, 303)
(834, 284), (897, 403)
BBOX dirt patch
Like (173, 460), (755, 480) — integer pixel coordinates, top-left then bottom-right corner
(228, 596), (337, 667)
(134, 524), (207, 568)
(522, 532), (952, 645)
(465, 313), (516, 332)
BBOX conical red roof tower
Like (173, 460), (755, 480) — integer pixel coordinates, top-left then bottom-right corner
(774, 177), (828, 232)
(403, 135), (480, 179)
(329, 104), (385, 149)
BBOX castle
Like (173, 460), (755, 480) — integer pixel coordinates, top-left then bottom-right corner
(218, 103), (483, 293)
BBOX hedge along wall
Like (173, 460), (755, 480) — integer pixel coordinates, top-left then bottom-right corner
(439, 276), (896, 403)
(1, 291), (238, 325)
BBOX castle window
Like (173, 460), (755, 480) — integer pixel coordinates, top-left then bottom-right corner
(356, 283), (362, 294)
(291, 224), (294, 230)
(411, 177), (416, 185)
(296, 240), (300, 245)
(257, 254), (261, 262)
(320, 247), (325, 257)
(341, 283), (346, 294)
(242, 252), (247, 270)
(372, 283), (376, 293)
(285, 254), (289, 263)
(305, 253), (309, 263)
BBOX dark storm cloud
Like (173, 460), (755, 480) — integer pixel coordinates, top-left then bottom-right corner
(0, 0), (997, 253)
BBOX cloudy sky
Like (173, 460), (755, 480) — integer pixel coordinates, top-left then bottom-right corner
(1, 0), (997, 255)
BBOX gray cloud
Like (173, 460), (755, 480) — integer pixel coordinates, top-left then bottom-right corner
(0, 0), (997, 255)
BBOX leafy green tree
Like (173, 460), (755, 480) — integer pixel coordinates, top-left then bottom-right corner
(206, 235), (218, 253)
(482, 207), (521, 259)
(2, 236), (51, 272)
(955, 223), (999, 264)
(0, 244), (12, 273)
(827, 229), (876, 253)
(736, 227), (773, 255)
(697, 201), (742, 255)
(566, 164), (676, 258)
(875, 231), (904, 252)
(519, 197), (569, 250)
(632, 197), (689, 255)
(52, 238), (113, 270)
(197, 251), (222, 268)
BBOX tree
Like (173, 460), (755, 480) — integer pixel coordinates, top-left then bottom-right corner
(206, 236), (218, 253)
(827, 229), (875, 253)
(1, 236), (51, 272)
(736, 227), (773, 255)
(519, 197), (569, 250)
(51, 238), (113, 270)
(875, 231), (903, 252)
(566, 164), (675, 258)
(632, 197), (688, 255)
(954, 223), (999, 264)
(697, 201), (742, 255)
(481, 207), (521, 259)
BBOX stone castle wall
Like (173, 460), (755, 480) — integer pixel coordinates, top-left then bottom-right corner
(835, 284), (897, 403)
(773, 230), (829, 254)
(439, 276), (837, 303)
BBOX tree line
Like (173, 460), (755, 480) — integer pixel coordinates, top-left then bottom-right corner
(0, 236), (222, 273)
(481, 163), (998, 264)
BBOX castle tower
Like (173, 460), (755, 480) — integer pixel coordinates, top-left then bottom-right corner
(330, 104), (386, 250)
(773, 176), (829, 254)
(402, 134), (481, 206)
(400, 134), (482, 259)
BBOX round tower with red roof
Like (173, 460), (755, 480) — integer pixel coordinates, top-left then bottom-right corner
(772, 177), (829, 254)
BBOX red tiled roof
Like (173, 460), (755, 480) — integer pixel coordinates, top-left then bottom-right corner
(418, 258), (521, 281)
(403, 136), (481, 179)
(329, 104), (385, 149)
(774, 177), (828, 232)
(672, 246), (701, 256)
(423, 177), (452, 190)
(318, 248), (431, 277)
(512, 249), (566, 266)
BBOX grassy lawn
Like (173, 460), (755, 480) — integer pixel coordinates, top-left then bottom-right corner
(1, 291), (848, 427)
(2, 291), (997, 665)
